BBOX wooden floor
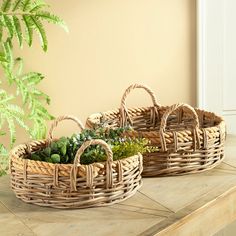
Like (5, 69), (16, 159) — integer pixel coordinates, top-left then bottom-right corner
(1, 136), (236, 236)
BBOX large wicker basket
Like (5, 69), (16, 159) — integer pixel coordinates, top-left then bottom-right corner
(10, 116), (143, 209)
(86, 84), (226, 177)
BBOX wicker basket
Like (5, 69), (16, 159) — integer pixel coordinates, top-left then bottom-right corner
(86, 84), (226, 177)
(10, 115), (143, 209)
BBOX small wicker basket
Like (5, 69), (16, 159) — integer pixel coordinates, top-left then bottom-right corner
(10, 115), (143, 209)
(86, 84), (226, 177)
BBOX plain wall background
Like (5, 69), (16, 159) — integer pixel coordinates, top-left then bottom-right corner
(3, 0), (196, 143)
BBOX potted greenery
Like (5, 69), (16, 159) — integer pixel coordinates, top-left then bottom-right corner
(29, 124), (156, 165)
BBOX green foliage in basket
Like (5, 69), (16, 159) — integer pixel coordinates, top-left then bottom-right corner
(29, 127), (158, 165)
(0, 0), (67, 176)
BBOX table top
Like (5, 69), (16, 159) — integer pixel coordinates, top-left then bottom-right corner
(1, 136), (236, 236)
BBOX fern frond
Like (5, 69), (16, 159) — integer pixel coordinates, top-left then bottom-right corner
(0, 89), (27, 146)
(30, 2), (48, 13)
(0, 52), (8, 62)
(12, 16), (22, 46)
(36, 11), (68, 32)
(0, 144), (8, 157)
(0, 131), (6, 136)
(0, 144), (8, 176)
(3, 15), (14, 38)
(7, 103), (24, 114)
(1, 0), (12, 12)
(1, 53), (53, 139)
(30, 16), (47, 51)
(11, 113), (28, 131)
(0, 24), (3, 41)
(6, 117), (16, 145)
(23, 0), (31, 11)
(22, 72), (43, 85)
(12, 0), (22, 12)
(0, 93), (14, 104)
(0, 0), (65, 175)
(2, 41), (13, 71)
(22, 15), (33, 46)
(0, 0), (67, 50)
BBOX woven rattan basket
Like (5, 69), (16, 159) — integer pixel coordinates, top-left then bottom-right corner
(86, 84), (226, 177)
(10, 115), (143, 209)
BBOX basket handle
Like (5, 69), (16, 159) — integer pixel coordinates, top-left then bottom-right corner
(48, 115), (85, 140)
(71, 139), (114, 190)
(74, 139), (113, 165)
(120, 84), (161, 127)
(159, 103), (200, 151)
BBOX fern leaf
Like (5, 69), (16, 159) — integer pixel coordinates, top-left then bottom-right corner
(6, 116), (16, 146)
(0, 110), (16, 147)
(2, 41), (13, 70)
(3, 15), (14, 38)
(37, 91), (50, 104)
(0, 144), (8, 176)
(7, 103), (24, 115)
(30, 16), (47, 51)
(34, 104), (53, 120)
(6, 37), (13, 48)
(45, 95), (50, 105)
(0, 91), (27, 145)
(0, 88), (7, 96)
(25, 72), (42, 79)
(0, 131), (6, 136)
(36, 11), (68, 32)
(23, 15), (33, 46)
(0, 52), (8, 62)
(0, 23), (3, 41)
(30, 88), (42, 96)
(0, 94), (14, 104)
(12, 0), (22, 11)
(30, 2), (48, 13)
(0, 144), (7, 155)
(12, 16), (23, 47)
(12, 114), (28, 131)
(29, 116), (47, 139)
(23, 0), (31, 11)
(16, 80), (27, 103)
(1, 0), (12, 12)
(22, 89), (29, 104)
(0, 0), (64, 157)
(22, 72), (43, 84)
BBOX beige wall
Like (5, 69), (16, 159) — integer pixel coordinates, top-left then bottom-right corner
(5, 0), (196, 142)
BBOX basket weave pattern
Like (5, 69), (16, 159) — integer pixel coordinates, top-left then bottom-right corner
(86, 84), (226, 177)
(10, 116), (143, 209)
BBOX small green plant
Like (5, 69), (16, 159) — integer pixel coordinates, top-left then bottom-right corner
(29, 127), (158, 165)
(0, 0), (67, 175)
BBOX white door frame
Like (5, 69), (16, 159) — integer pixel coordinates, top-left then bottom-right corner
(197, 0), (236, 134)
(197, 0), (206, 109)
(197, 0), (225, 114)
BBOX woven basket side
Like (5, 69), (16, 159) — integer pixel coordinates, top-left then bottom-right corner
(11, 164), (142, 208)
(10, 139), (143, 209)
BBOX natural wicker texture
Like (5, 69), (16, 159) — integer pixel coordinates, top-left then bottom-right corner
(48, 115), (85, 140)
(86, 84), (226, 177)
(10, 115), (143, 209)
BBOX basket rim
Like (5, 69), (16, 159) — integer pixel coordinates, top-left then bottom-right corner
(86, 105), (225, 131)
(10, 139), (142, 170)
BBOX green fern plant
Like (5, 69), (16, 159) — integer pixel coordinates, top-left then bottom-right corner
(0, 0), (67, 175)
